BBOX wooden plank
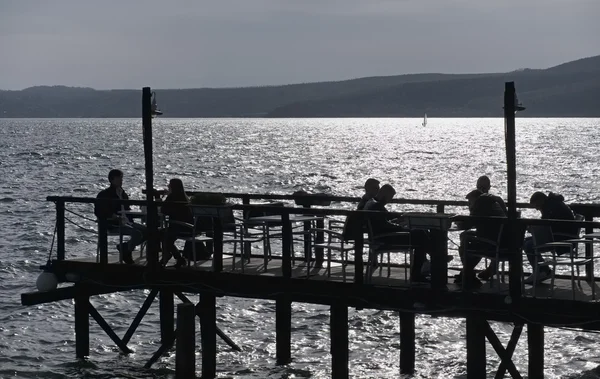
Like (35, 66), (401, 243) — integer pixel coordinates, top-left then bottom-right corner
(466, 316), (487, 379)
(160, 290), (174, 345)
(528, 324), (544, 379)
(74, 295), (89, 358)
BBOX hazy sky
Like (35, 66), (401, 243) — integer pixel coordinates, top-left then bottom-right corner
(1, 0), (599, 90)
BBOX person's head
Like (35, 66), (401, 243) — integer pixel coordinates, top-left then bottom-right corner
(364, 178), (380, 197)
(465, 189), (483, 211)
(529, 191), (547, 211)
(168, 178), (186, 198)
(476, 176), (491, 193)
(108, 169), (123, 188)
(376, 184), (396, 204)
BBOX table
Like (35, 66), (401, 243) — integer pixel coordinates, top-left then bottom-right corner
(245, 215), (325, 269)
(400, 212), (456, 289)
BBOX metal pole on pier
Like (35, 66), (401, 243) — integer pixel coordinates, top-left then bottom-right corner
(142, 87), (159, 269)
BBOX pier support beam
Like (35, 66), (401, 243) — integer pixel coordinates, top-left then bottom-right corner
(466, 316), (486, 379)
(160, 290), (174, 345)
(176, 302), (196, 379)
(528, 323), (544, 379)
(74, 295), (89, 359)
(200, 294), (217, 379)
(276, 297), (292, 365)
(399, 312), (415, 375)
(330, 303), (349, 379)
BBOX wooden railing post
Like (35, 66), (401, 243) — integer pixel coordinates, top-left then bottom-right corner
(281, 213), (292, 278)
(56, 199), (65, 261)
(436, 204), (445, 214)
(585, 214), (594, 281)
(354, 213), (364, 285)
(98, 218), (108, 264)
(213, 217), (223, 272)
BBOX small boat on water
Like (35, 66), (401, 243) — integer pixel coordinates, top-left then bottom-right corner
(151, 92), (163, 116)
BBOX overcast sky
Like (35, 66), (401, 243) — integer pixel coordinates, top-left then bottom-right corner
(1, 0), (599, 90)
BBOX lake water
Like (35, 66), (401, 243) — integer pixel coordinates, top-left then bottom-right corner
(1, 118), (600, 378)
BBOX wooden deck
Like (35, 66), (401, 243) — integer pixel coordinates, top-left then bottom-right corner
(68, 253), (600, 302)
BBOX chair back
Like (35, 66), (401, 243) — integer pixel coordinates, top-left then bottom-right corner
(341, 212), (364, 241)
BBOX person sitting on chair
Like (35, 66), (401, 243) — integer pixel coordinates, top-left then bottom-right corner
(160, 178), (194, 268)
(94, 169), (147, 264)
(455, 189), (507, 288)
(363, 184), (430, 282)
(474, 175), (508, 280)
(523, 191), (576, 284)
(357, 178), (380, 210)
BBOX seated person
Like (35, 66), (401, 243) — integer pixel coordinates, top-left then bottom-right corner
(455, 189), (507, 288)
(364, 184), (429, 282)
(523, 191), (576, 284)
(160, 178), (194, 268)
(357, 178), (380, 210)
(473, 176), (508, 279)
(94, 169), (147, 264)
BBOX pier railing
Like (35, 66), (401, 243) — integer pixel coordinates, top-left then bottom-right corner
(46, 194), (600, 299)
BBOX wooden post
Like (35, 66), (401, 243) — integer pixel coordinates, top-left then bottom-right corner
(56, 199), (65, 261)
(97, 218), (108, 264)
(160, 290), (174, 345)
(466, 316), (486, 379)
(399, 312), (415, 375)
(303, 205), (312, 264)
(330, 303), (349, 379)
(584, 214), (594, 281)
(354, 214), (364, 285)
(200, 294), (217, 379)
(74, 295), (89, 358)
(430, 229), (448, 288)
(213, 217), (223, 272)
(142, 87), (159, 270)
(504, 82), (522, 299)
(281, 213), (292, 277)
(176, 303), (196, 378)
(315, 217), (325, 265)
(436, 204), (445, 214)
(528, 324), (544, 379)
(276, 297), (292, 365)
(242, 197), (251, 262)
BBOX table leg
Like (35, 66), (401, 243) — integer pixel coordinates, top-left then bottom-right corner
(430, 229), (448, 289)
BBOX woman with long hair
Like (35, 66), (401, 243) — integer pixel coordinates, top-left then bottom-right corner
(160, 178), (193, 268)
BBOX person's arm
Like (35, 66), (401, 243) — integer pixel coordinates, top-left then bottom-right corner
(94, 191), (119, 221)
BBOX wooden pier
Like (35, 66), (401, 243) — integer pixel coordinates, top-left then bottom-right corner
(19, 85), (600, 378)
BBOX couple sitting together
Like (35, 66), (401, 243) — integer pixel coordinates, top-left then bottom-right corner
(455, 176), (577, 288)
(94, 169), (198, 267)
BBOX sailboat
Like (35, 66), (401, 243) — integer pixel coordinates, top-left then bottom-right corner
(151, 92), (163, 117)
(422, 113), (427, 127)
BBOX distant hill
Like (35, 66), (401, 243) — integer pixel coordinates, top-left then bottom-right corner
(1, 55), (599, 118)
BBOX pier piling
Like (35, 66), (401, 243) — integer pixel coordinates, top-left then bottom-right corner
(466, 315), (486, 379)
(200, 294), (217, 379)
(330, 303), (349, 379)
(160, 290), (175, 345)
(176, 302), (196, 378)
(528, 324), (544, 378)
(399, 312), (416, 375)
(276, 296), (292, 365)
(74, 294), (89, 358)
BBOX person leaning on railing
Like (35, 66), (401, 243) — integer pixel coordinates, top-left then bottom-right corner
(94, 169), (147, 264)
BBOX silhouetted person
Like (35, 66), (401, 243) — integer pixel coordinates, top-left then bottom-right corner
(523, 191), (576, 284)
(474, 176), (507, 279)
(364, 184), (429, 282)
(94, 169), (146, 264)
(455, 189), (507, 288)
(160, 178), (194, 268)
(357, 178), (380, 210)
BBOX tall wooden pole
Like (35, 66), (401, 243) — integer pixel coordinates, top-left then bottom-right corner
(504, 82), (523, 299)
(142, 87), (159, 269)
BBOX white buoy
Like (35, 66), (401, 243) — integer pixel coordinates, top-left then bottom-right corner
(36, 271), (58, 292)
